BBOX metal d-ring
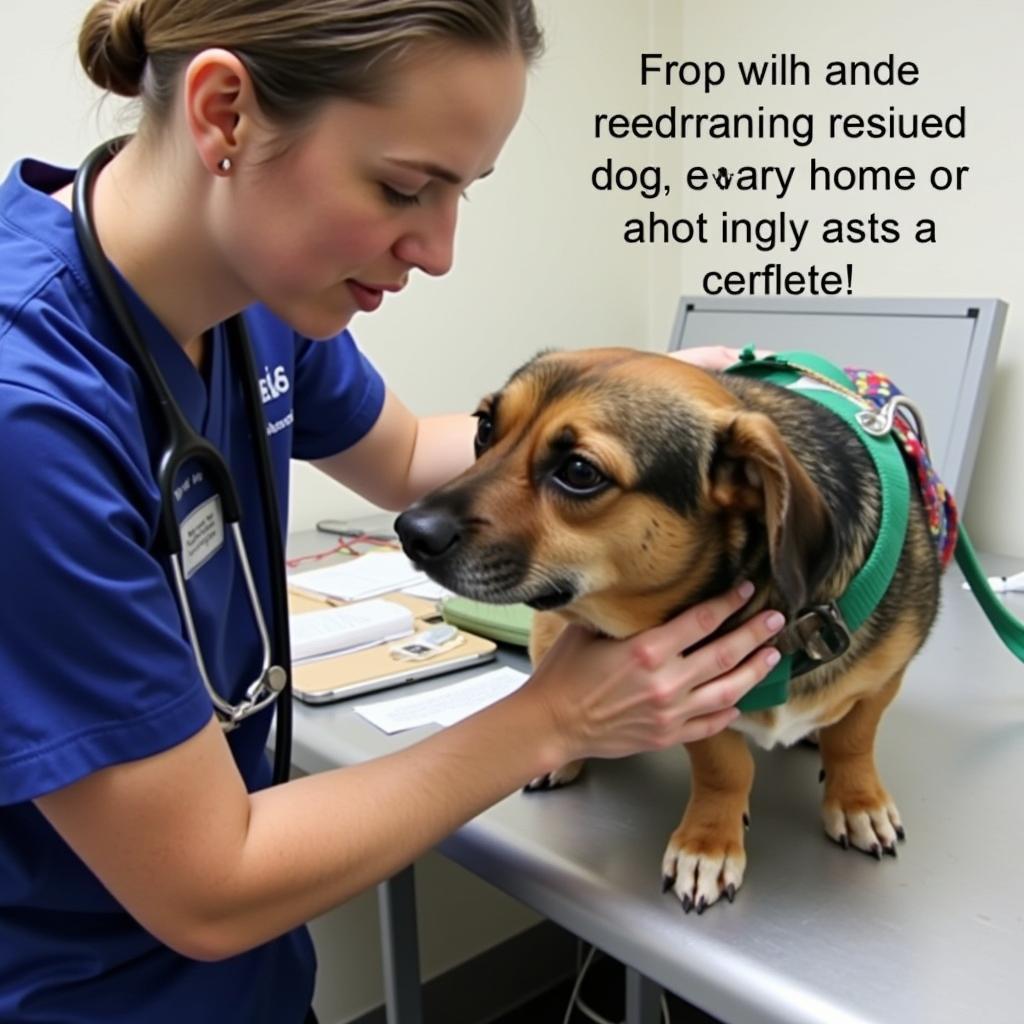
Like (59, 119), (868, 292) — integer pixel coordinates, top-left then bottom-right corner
(856, 394), (930, 450)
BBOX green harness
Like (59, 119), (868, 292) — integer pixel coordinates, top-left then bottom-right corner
(724, 348), (1024, 712)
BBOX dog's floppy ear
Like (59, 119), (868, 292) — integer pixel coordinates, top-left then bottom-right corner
(710, 412), (835, 612)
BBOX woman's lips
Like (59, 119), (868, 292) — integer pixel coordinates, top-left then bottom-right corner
(347, 280), (384, 312)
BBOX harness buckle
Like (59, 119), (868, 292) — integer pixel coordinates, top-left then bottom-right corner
(856, 407), (892, 437)
(790, 602), (851, 664)
(856, 394), (931, 451)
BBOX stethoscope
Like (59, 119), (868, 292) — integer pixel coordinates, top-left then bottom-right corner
(72, 137), (293, 785)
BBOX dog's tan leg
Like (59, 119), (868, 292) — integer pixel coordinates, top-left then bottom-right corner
(818, 671), (905, 858)
(664, 728), (754, 913)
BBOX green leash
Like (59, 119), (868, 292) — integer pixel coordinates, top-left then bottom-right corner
(954, 529), (1024, 660)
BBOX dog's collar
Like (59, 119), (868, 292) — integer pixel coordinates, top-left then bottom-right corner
(723, 347), (911, 711)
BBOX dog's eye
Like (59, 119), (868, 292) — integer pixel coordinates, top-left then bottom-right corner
(554, 456), (608, 495)
(473, 412), (494, 454)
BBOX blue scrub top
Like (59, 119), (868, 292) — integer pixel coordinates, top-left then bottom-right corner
(0, 159), (387, 1022)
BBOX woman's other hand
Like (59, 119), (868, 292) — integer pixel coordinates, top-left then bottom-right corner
(526, 583), (784, 762)
(669, 346), (771, 371)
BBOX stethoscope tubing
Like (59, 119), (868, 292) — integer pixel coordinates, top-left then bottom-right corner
(72, 137), (292, 783)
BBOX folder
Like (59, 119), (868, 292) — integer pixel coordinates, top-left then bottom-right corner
(440, 598), (534, 648)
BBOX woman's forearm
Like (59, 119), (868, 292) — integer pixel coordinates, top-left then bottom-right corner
(212, 686), (557, 957)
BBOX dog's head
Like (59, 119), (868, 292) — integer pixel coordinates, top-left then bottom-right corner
(395, 349), (835, 637)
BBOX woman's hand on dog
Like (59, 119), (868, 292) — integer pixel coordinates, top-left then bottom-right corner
(526, 583), (785, 761)
(670, 346), (771, 371)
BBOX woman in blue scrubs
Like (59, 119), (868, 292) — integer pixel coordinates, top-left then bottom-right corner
(0, 2), (785, 1020)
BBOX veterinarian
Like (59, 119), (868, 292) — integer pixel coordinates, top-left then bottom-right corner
(0, 2), (786, 1020)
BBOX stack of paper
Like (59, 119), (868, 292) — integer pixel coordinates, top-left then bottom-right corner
(292, 552), (426, 601)
(289, 600), (414, 662)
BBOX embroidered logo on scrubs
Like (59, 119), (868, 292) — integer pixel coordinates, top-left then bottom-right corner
(259, 364), (294, 437)
(259, 365), (290, 403)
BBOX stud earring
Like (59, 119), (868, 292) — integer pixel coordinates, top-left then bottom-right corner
(217, 157), (232, 174)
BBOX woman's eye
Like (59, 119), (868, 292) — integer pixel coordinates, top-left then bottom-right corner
(554, 457), (608, 495)
(473, 413), (494, 453)
(381, 184), (421, 208)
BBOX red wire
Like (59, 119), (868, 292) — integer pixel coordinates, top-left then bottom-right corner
(285, 533), (400, 569)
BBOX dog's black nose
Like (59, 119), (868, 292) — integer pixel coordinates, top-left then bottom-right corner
(394, 507), (461, 563)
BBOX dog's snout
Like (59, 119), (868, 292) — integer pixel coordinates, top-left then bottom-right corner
(395, 506), (461, 563)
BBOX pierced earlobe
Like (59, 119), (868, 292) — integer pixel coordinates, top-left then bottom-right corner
(217, 157), (233, 174)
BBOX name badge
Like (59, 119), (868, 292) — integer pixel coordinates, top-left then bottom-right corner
(180, 495), (225, 579)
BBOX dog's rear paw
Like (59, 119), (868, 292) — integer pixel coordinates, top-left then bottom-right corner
(822, 792), (904, 859)
(661, 825), (747, 913)
(524, 759), (585, 792)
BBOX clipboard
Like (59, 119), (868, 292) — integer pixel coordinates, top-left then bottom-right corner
(287, 589), (497, 704)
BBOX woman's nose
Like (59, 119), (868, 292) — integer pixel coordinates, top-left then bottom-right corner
(393, 202), (457, 277)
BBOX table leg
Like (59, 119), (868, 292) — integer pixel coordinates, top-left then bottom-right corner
(625, 966), (662, 1024)
(377, 867), (423, 1024)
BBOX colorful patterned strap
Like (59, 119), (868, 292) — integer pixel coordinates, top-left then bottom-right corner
(845, 369), (959, 568)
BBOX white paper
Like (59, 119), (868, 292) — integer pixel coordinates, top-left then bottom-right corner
(354, 667), (529, 734)
(961, 570), (1024, 594)
(291, 552), (426, 601)
(401, 580), (454, 601)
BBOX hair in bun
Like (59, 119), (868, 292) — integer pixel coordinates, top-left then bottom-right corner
(79, 0), (148, 98)
(75, 1), (542, 126)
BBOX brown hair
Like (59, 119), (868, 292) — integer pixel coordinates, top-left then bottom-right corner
(79, 0), (543, 124)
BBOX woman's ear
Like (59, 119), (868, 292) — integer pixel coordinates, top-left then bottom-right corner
(710, 410), (836, 612)
(181, 48), (257, 176)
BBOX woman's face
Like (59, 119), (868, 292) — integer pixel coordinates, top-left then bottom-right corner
(214, 46), (527, 339)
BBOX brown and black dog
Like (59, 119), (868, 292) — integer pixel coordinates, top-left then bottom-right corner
(395, 348), (941, 912)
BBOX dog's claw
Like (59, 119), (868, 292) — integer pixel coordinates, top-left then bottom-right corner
(742, 812), (750, 829)
(663, 835), (746, 916)
(870, 843), (882, 861)
(838, 833), (849, 850)
(883, 843), (898, 858)
(661, 874), (675, 894)
(818, 768), (826, 783)
(895, 825), (906, 842)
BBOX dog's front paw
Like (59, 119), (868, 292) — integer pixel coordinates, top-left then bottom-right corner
(524, 759), (585, 792)
(661, 813), (747, 913)
(822, 777), (904, 858)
